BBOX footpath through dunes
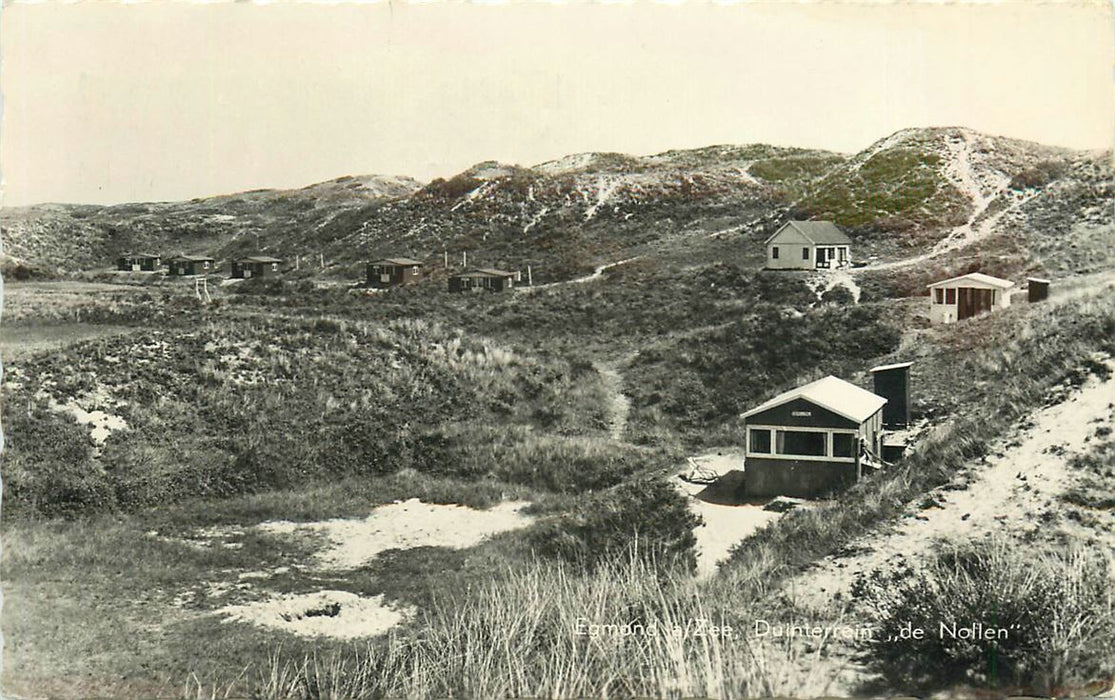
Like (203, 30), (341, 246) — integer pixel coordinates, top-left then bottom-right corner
(769, 356), (1115, 695)
(784, 356), (1115, 613)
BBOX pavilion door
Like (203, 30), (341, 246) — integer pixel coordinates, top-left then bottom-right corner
(957, 288), (993, 320)
(957, 288), (973, 320)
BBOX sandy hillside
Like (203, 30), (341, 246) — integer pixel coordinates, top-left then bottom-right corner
(785, 358), (1115, 614)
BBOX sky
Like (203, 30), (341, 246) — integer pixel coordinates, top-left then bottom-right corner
(1, 1), (1111, 207)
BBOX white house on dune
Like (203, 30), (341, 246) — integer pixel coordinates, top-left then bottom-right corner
(926, 272), (1014, 324)
(765, 220), (852, 271)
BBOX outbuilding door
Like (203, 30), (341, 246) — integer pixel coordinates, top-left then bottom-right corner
(957, 287), (993, 320)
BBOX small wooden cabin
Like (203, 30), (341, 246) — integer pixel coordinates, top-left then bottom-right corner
(367, 258), (424, 288)
(1027, 277), (1050, 303)
(167, 254), (215, 276)
(449, 268), (516, 292)
(741, 376), (886, 498)
(231, 256), (283, 279)
(926, 272), (1014, 324)
(765, 221), (852, 271)
(117, 253), (162, 272)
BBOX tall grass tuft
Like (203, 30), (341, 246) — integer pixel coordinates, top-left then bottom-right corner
(856, 538), (1115, 695)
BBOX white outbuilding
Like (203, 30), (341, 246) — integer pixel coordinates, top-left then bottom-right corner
(926, 272), (1014, 324)
(764, 221), (852, 271)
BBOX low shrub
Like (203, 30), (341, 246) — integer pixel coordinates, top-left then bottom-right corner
(856, 539), (1115, 695)
(527, 475), (699, 572)
(2, 404), (115, 518)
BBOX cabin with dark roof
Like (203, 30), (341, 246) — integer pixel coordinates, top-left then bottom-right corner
(765, 221), (852, 270)
(448, 268), (516, 292)
(741, 376), (886, 498)
(167, 254), (215, 276)
(367, 258), (424, 288)
(231, 256), (283, 279)
(927, 272), (1014, 324)
(117, 253), (162, 272)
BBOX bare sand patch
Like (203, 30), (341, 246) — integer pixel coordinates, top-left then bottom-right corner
(676, 452), (793, 578)
(218, 591), (407, 640)
(258, 498), (533, 570)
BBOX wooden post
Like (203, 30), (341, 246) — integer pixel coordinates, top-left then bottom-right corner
(296, 256), (300, 270)
(463, 251), (467, 268)
(527, 265), (533, 286)
(444, 250), (448, 269)
(319, 253), (325, 269)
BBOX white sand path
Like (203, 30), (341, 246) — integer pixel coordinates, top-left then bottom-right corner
(785, 359), (1115, 613)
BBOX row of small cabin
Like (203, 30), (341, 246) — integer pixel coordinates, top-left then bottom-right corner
(369, 258), (517, 292)
(118, 253), (281, 279)
(117, 253), (518, 291)
(122, 220), (1051, 312)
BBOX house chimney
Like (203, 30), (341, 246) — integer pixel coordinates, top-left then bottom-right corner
(869, 362), (913, 429)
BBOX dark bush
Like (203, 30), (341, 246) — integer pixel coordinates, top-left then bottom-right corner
(2, 405), (116, 517)
(856, 540), (1115, 695)
(1010, 160), (1069, 190)
(527, 475), (699, 572)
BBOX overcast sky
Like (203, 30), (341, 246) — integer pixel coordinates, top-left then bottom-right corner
(1, 1), (1111, 207)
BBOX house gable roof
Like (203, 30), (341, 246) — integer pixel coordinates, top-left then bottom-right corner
(240, 256), (283, 264)
(371, 257), (424, 267)
(765, 220), (852, 246)
(926, 272), (1015, 290)
(168, 254), (215, 262)
(121, 252), (161, 259)
(453, 268), (514, 278)
(741, 375), (886, 424)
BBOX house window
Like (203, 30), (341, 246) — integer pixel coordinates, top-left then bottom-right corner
(271, 263), (278, 271)
(945, 288), (956, 304)
(776, 430), (827, 457)
(772, 247), (779, 259)
(412, 266), (419, 274)
(832, 433), (856, 458)
(749, 428), (772, 454)
(802, 247), (810, 260)
(934, 288), (944, 304)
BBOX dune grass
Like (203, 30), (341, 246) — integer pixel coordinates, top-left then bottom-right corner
(229, 553), (829, 700)
(857, 537), (1114, 695)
